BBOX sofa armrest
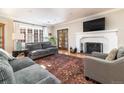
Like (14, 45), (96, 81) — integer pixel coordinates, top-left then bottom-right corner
(0, 64), (16, 84)
(84, 56), (111, 74)
(83, 56), (112, 72)
(83, 56), (112, 81)
(84, 56), (124, 83)
(91, 52), (108, 59)
(50, 45), (56, 47)
(49, 45), (58, 48)
(112, 57), (124, 64)
(84, 56), (111, 64)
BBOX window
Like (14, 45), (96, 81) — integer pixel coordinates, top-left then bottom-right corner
(39, 30), (43, 42)
(20, 28), (26, 42)
(15, 22), (48, 43)
(19, 28), (44, 43)
(34, 29), (38, 42)
(27, 29), (33, 43)
(14, 22), (49, 50)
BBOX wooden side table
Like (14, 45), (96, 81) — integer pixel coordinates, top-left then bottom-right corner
(12, 49), (28, 57)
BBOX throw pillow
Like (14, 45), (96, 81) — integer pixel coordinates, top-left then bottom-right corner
(105, 48), (118, 61)
(117, 47), (124, 58)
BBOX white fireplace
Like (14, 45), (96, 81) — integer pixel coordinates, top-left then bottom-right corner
(75, 29), (118, 53)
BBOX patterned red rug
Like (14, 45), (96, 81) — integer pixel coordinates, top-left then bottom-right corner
(36, 54), (94, 84)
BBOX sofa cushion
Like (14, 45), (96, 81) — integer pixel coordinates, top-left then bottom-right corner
(0, 48), (15, 61)
(105, 48), (118, 61)
(37, 76), (61, 84)
(92, 52), (108, 59)
(41, 42), (52, 49)
(117, 47), (124, 58)
(14, 64), (60, 84)
(47, 47), (58, 53)
(9, 57), (35, 72)
(26, 43), (42, 51)
(31, 49), (48, 56)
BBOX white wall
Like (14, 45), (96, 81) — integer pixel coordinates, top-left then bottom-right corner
(0, 16), (14, 53)
(53, 21), (83, 49)
(53, 9), (124, 52)
(47, 26), (54, 34)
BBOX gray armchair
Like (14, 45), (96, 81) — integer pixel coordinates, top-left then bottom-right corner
(84, 52), (124, 84)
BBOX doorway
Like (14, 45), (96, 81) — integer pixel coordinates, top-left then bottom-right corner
(57, 28), (68, 50)
(0, 23), (5, 49)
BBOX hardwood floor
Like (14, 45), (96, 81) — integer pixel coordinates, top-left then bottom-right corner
(58, 50), (85, 58)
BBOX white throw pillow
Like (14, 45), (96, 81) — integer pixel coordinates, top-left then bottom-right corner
(105, 48), (118, 61)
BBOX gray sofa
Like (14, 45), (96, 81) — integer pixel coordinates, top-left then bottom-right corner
(84, 48), (124, 84)
(26, 42), (58, 60)
(0, 49), (61, 84)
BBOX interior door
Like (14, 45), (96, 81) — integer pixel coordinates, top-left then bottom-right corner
(57, 29), (68, 50)
(0, 23), (4, 49)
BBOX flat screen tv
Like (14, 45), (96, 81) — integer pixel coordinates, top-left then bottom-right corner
(83, 17), (105, 32)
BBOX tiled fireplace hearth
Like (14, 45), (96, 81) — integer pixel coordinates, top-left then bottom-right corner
(75, 29), (118, 53)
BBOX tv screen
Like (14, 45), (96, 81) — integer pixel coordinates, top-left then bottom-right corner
(83, 17), (105, 32)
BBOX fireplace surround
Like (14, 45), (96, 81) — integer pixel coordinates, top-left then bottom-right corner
(75, 29), (118, 53)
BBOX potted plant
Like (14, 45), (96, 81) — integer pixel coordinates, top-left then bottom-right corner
(48, 33), (56, 46)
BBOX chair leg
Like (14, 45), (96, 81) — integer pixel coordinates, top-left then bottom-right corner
(85, 76), (90, 80)
(85, 76), (101, 84)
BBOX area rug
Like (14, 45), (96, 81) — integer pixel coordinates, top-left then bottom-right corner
(36, 54), (94, 84)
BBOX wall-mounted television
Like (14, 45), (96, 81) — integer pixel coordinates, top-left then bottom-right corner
(83, 17), (105, 32)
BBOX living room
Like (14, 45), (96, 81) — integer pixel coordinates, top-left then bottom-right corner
(1, 8), (123, 53)
(1, 8), (124, 85)
(2, 0), (124, 92)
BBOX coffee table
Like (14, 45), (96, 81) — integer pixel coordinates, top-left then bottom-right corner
(12, 49), (28, 57)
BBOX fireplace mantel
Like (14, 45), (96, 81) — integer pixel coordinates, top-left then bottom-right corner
(75, 29), (118, 35)
(75, 29), (118, 53)
(82, 29), (118, 34)
(80, 36), (105, 40)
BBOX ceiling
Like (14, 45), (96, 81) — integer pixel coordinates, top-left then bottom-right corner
(0, 8), (113, 26)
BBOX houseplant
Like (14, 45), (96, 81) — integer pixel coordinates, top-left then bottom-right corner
(48, 33), (56, 46)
